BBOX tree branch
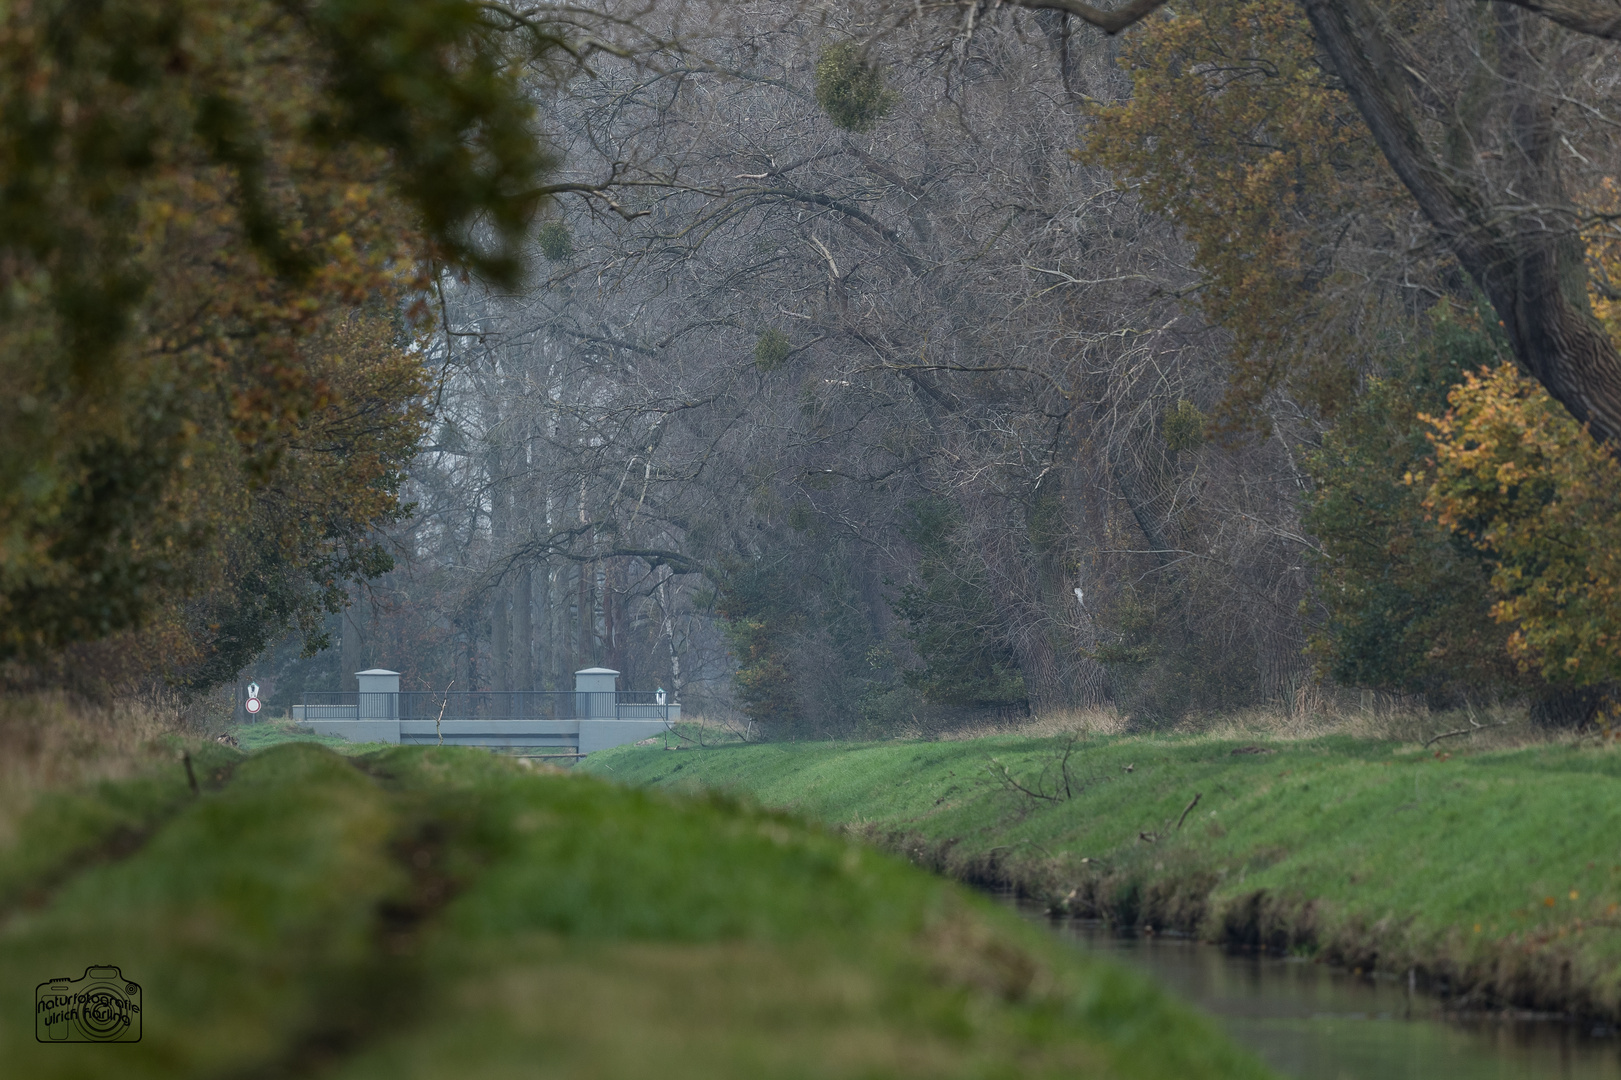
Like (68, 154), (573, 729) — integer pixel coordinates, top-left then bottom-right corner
(1002, 0), (1173, 35)
(1303, 0), (1621, 447)
(987, 756), (1063, 802)
(1492, 0), (1621, 40)
(1174, 792), (1202, 830)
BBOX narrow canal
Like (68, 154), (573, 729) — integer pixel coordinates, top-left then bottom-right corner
(1021, 904), (1621, 1079)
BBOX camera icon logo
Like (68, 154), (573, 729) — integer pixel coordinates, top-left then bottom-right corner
(36, 965), (142, 1042)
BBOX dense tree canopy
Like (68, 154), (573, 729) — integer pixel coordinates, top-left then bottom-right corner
(1084, 0), (1414, 419)
(14, 0), (1621, 726)
(1078, 0), (1621, 708)
(1033, 0), (1621, 449)
(0, 0), (564, 681)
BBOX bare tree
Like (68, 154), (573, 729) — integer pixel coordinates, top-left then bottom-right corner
(326, 1), (1326, 733)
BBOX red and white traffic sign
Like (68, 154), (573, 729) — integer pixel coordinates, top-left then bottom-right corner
(245, 697), (261, 715)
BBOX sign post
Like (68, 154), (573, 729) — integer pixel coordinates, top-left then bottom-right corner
(245, 682), (261, 718)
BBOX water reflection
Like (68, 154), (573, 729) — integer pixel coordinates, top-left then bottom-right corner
(1030, 907), (1621, 1080)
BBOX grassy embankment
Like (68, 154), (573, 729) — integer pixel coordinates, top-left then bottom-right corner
(0, 704), (1272, 1079)
(590, 727), (1621, 1020)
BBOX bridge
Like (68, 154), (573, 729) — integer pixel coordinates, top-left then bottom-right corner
(293, 667), (677, 754)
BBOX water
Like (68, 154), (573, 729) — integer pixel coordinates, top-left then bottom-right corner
(1028, 907), (1621, 1079)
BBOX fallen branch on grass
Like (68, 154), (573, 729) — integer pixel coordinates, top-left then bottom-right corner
(1138, 792), (1204, 844)
(1057, 734), (1080, 799)
(1174, 792), (1203, 831)
(1422, 714), (1515, 749)
(985, 733), (1106, 806)
(987, 757), (1064, 803)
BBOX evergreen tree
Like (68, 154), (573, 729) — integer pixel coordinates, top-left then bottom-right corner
(1304, 311), (1525, 704)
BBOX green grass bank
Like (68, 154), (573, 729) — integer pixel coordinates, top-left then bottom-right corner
(589, 731), (1621, 1021)
(1, 740), (1271, 1079)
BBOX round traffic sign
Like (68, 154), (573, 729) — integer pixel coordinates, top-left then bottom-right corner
(245, 697), (262, 715)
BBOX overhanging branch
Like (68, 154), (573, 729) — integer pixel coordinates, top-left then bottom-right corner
(1492, 0), (1621, 41)
(1002, 0), (1171, 35)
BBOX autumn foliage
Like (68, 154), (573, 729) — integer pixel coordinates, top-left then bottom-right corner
(1420, 365), (1621, 685)
(1084, 0), (1410, 418)
(1087, 0), (1621, 708)
(1403, 180), (1621, 691)
(0, 0), (560, 686)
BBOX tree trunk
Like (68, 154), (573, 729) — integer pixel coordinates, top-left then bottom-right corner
(578, 562), (591, 669)
(658, 572), (683, 699)
(603, 558), (618, 676)
(1303, 0), (1621, 446)
(547, 566), (563, 690)
(514, 566), (533, 692)
(340, 593), (362, 694)
(491, 583), (510, 693)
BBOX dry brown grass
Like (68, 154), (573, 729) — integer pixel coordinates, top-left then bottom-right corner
(679, 689), (1596, 755)
(1186, 692), (1593, 752)
(927, 690), (1591, 753)
(0, 691), (184, 849)
(930, 706), (1131, 741)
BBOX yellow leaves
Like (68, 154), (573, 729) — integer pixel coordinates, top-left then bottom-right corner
(1584, 177), (1621, 344)
(1425, 363), (1621, 683)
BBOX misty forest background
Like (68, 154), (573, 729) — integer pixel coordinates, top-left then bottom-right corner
(10, 0), (1621, 739)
